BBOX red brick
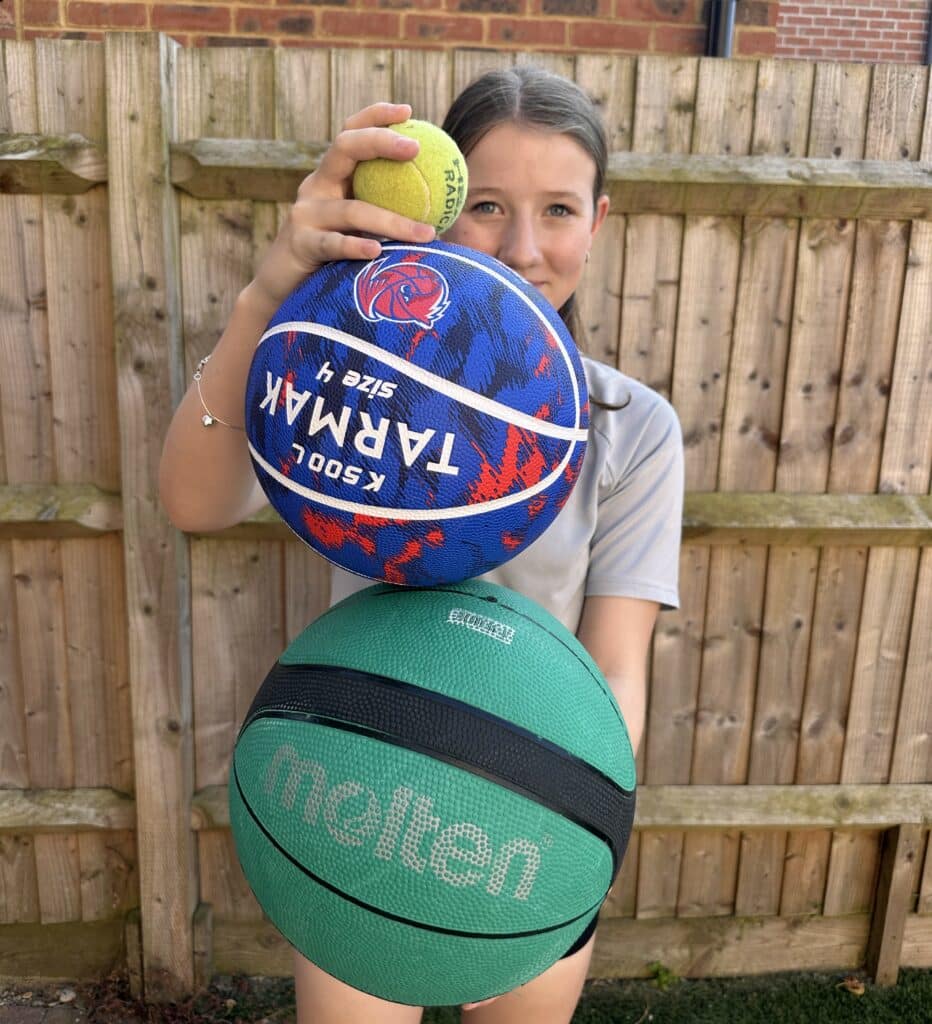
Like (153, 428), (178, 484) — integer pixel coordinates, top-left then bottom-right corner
(236, 6), (314, 32)
(0, 26), (18, 36)
(23, 0), (61, 26)
(321, 7), (399, 34)
(652, 21), (704, 51)
(402, 11), (482, 39)
(737, 0), (778, 27)
(533, 0), (610, 16)
(67, 2), (147, 27)
(615, 0), (696, 20)
(570, 19), (649, 49)
(361, 0), (442, 9)
(448, 0), (523, 11)
(734, 26), (776, 55)
(198, 33), (272, 42)
(151, 4), (231, 31)
(488, 15), (565, 43)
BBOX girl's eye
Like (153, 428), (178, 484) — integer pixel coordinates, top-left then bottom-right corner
(470, 200), (499, 215)
(548, 203), (572, 217)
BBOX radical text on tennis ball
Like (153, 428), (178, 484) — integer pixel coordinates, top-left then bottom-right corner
(352, 119), (468, 233)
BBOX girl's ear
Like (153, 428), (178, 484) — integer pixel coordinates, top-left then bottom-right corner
(591, 193), (610, 239)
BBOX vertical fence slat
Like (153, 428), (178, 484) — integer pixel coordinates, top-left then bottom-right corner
(576, 55), (634, 370)
(630, 53), (700, 922)
(273, 47), (335, 643)
(675, 56), (757, 920)
(105, 31), (195, 999)
(173, 44), (281, 931)
(574, 53), (639, 920)
(0, 41), (54, 485)
(779, 60), (872, 917)
(732, 57), (814, 920)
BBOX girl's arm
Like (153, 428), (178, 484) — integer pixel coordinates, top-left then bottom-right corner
(159, 102), (436, 532)
(575, 594), (659, 757)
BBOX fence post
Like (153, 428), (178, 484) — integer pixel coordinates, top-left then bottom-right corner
(104, 31), (197, 1000)
(865, 823), (923, 985)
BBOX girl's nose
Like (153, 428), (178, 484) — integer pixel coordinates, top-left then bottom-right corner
(498, 213), (542, 272)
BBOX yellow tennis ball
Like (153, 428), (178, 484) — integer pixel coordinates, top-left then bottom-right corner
(352, 119), (468, 233)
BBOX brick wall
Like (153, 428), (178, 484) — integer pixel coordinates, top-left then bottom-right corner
(1, 0), (779, 55)
(776, 0), (931, 63)
(3, 1), (928, 63)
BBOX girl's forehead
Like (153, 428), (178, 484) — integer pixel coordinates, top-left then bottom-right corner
(466, 123), (597, 187)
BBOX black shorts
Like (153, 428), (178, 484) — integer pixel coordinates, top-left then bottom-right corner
(561, 913), (598, 959)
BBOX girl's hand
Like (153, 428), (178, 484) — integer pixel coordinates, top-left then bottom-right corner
(252, 102), (437, 309)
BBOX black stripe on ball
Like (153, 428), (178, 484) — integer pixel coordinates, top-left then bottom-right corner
(241, 664), (634, 879)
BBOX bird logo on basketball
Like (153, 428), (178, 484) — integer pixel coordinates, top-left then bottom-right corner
(355, 256), (450, 331)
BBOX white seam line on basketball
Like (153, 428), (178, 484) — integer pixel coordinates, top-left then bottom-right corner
(258, 321), (588, 443)
(247, 439), (581, 520)
(379, 243), (584, 421)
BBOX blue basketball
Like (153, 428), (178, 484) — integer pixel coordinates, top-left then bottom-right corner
(244, 241), (588, 586)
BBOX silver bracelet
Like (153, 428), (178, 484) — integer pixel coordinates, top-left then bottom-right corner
(193, 354), (245, 431)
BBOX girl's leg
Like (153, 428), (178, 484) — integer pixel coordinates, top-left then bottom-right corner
(293, 949), (425, 1024)
(460, 933), (595, 1024)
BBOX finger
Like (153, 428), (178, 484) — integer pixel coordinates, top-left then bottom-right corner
(341, 101), (412, 132)
(293, 197), (435, 247)
(309, 125), (420, 196)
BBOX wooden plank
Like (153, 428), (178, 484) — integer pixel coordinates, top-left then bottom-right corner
(159, 138), (932, 215)
(0, 788), (136, 832)
(175, 44), (278, 937)
(393, 49), (451, 126)
(273, 48), (333, 648)
(37, 40), (117, 492)
(451, 49), (513, 99)
(330, 47), (393, 131)
(184, 491), (932, 546)
(779, 59), (872, 919)
(728, 58), (817, 920)
(105, 31), (195, 1000)
(0, 131), (107, 193)
(0, 835), (39, 923)
(866, 824), (924, 984)
(575, 54), (638, 920)
(590, 913), (870, 979)
(0, 483), (122, 536)
(190, 781), (932, 833)
(575, 55), (634, 368)
(0, 47), (54, 488)
(13, 538), (78, 924)
(35, 38), (122, 932)
(0, 920), (125, 979)
(632, 52), (700, 923)
(675, 55), (757, 922)
(0, 540), (28, 792)
(211, 912), (875, 980)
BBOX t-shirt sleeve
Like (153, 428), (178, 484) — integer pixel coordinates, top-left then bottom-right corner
(584, 397), (684, 609)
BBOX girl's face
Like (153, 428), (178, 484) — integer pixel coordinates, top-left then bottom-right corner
(443, 122), (609, 311)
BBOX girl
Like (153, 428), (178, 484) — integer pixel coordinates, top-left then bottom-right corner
(160, 66), (683, 1024)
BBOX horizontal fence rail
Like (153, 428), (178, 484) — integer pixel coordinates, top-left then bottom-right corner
(4, 130), (932, 219)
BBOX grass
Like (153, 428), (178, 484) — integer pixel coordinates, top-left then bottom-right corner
(24, 968), (928, 1022)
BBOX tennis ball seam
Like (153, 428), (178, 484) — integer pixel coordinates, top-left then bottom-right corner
(409, 160), (432, 222)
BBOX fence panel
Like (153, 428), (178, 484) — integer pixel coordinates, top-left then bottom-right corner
(0, 34), (930, 995)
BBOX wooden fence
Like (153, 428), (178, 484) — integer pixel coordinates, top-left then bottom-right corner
(1, 33), (930, 1001)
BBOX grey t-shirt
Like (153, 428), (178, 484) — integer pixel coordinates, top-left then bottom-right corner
(330, 357), (684, 634)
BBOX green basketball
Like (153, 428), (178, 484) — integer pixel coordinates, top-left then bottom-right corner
(229, 580), (636, 1006)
